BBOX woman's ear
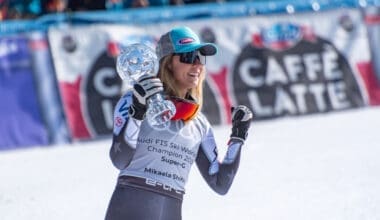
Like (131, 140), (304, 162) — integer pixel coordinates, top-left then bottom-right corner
(167, 61), (172, 71)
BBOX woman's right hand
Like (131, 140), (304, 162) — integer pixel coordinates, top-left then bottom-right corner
(128, 76), (163, 120)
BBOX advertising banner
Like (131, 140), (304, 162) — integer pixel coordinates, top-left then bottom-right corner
(48, 8), (372, 139)
(362, 6), (380, 105)
(48, 26), (123, 140)
(29, 32), (71, 144)
(0, 35), (49, 150)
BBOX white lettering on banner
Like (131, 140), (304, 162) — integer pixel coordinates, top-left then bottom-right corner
(240, 45), (353, 117)
(323, 45), (343, 80)
(239, 58), (264, 87)
(94, 67), (119, 97)
(93, 67), (120, 130)
(274, 87), (297, 115)
(241, 49), (344, 87)
(247, 91), (272, 116)
(290, 84), (308, 114)
(248, 81), (349, 116)
(101, 100), (114, 129)
(284, 55), (303, 82)
(327, 82), (350, 109)
(309, 83), (327, 111)
(303, 53), (320, 81)
(266, 57), (288, 86)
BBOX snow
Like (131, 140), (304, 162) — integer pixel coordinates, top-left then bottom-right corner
(1, 107), (380, 220)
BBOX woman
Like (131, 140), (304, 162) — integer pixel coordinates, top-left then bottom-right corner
(105, 26), (253, 220)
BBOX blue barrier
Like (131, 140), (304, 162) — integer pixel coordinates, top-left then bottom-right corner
(0, 0), (374, 35)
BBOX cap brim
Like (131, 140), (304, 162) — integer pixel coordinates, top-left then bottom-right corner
(198, 43), (217, 56)
(178, 43), (218, 56)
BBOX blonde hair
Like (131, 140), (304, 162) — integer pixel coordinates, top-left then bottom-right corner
(158, 55), (205, 117)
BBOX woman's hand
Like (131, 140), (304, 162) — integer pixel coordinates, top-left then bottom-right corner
(230, 105), (253, 142)
(128, 76), (163, 120)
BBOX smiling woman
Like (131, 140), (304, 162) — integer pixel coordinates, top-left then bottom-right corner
(105, 26), (253, 220)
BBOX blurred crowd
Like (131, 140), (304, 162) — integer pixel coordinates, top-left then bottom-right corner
(0, 0), (226, 20)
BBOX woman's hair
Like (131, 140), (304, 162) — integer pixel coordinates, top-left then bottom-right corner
(158, 55), (205, 116)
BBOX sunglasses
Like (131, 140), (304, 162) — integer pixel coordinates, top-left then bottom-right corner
(170, 96), (199, 122)
(174, 51), (206, 65)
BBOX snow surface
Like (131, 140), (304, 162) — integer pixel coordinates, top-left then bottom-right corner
(1, 107), (380, 220)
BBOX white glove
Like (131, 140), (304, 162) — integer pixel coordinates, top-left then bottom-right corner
(128, 76), (163, 120)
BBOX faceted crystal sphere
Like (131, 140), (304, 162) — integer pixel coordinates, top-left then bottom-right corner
(116, 43), (159, 83)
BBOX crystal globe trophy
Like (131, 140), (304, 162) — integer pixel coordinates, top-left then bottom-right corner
(116, 43), (176, 127)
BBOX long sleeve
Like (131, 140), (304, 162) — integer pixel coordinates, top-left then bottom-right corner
(109, 91), (142, 170)
(195, 127), (244, 195)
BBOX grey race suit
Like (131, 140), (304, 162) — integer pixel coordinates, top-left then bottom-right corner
(105, 91), (244, 220)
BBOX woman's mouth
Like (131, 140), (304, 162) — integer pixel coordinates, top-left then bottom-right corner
(188, 72), (199, 78)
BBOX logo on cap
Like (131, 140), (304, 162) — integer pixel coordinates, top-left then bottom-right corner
(178, 37), (195, 45)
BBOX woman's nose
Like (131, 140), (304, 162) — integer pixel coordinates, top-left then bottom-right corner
(193, 56), (204, 65)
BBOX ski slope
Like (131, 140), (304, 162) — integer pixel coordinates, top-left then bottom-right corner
(1, 107), (379, 220)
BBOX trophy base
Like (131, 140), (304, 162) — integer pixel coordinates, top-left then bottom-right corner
(146, 99), (176, 128)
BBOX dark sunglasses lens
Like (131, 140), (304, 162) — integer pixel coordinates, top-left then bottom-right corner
(180, 52), (195, 64)
(179, 51), (206, 65)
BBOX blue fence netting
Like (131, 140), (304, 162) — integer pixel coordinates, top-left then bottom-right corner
(1, 0), (378, 35)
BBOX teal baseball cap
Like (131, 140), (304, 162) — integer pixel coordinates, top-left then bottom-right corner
(156, 26), (218, 61)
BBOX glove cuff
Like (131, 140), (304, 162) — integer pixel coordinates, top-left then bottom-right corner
(128, 103), (146, 120)
(229, 136), (245, 143)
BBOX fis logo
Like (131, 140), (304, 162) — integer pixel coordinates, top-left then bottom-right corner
(253, 23), (315, 51)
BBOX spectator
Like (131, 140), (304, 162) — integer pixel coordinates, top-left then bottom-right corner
(184, 0), (223, 4)
(169, 0), (184, 5)
(41, 0), (67, 14)
(129, 0), (150, 8)
(105, 0), (125, 10)
(121, 0), (165, 8)
(1, 0), (9, 20)
(117, 0), (182, 9)
(67, 0), (106, 11)
(3, 0), (40, 19)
